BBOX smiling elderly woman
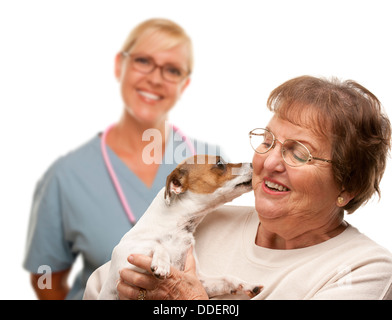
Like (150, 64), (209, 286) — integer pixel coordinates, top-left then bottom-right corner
(84, 76), (392, 300)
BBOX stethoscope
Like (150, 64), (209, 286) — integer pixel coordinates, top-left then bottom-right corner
(100, 124), (195, 225)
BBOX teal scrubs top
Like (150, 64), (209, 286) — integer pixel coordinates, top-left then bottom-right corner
(23, 128), (222, 299)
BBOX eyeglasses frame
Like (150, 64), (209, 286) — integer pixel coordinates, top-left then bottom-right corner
(249, 128), (333, 167)
(122, 52), (190, 84)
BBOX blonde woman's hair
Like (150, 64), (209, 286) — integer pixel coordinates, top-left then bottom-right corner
(121, 18), (193, 73)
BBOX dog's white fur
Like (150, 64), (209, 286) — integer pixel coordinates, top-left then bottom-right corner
(97, 155), (262, 299)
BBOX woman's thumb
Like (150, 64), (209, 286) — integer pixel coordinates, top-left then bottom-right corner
(184, 246), (197, 274)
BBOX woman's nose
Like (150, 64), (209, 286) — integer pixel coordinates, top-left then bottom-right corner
(147, 67), (164, 85)
(261, 145), (286, 173)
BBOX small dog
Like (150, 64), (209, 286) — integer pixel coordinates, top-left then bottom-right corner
(98, 155), (263, 299)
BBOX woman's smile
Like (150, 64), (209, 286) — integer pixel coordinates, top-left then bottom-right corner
(136, 89), (164, 103)
(263, 178), (290, 193)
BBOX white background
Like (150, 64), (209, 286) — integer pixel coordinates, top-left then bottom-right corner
(1, 0), (391, 299)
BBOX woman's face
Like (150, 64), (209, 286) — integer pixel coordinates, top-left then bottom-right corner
(115, 37), (190, 126)
(252, 116), (342, 227)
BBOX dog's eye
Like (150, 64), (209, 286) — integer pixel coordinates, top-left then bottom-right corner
(215, 159), (226, 170)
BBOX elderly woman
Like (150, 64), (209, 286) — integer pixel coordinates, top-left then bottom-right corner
(84, 76), (392, 300)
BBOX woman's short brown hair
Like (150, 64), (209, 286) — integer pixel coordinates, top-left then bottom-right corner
(267, 75), (391, 213)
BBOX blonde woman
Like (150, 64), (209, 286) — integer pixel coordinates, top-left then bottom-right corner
(24, 18), (223, 300)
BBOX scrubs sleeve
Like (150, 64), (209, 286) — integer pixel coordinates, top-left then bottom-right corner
(23, 161), (75, 274)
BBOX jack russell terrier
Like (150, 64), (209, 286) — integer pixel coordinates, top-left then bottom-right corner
(98, 155), (263, 299)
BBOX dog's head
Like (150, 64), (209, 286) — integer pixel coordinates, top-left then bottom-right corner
(164, 155), (252, 205)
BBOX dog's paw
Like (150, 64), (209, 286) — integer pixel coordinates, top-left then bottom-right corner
(201, 274), (263, 298)
(150, 254), (171, 279)
(150, 264), (171, 279)
(230, 284), (263, 298)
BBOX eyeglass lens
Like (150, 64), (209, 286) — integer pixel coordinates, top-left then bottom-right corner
(249, 129), (310, 166)
(131, 55), (185, 83)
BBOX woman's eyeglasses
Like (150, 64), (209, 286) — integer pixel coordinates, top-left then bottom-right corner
(122, 52), (189, 84)
(249, 128), (332, 167)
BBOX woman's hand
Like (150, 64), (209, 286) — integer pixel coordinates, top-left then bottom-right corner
(117, 248), (209, 300)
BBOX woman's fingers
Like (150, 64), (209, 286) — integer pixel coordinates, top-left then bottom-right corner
(184, 246), (197, 273)
(118, 269), (154, 290)
(116, 279), (136, 300)
(118, 255), (159, 291)
(117, 252), (208, 300)
(128, 254), (154, 273)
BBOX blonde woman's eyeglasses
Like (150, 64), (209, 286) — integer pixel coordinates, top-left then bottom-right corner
(122, 52), (189, 84)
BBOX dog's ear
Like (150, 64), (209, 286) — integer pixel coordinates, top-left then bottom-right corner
(164, 168), (189, 205)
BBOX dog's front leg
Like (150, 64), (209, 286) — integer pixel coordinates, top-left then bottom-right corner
(150, 244), (171, 279)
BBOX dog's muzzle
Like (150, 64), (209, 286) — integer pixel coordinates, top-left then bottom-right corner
(235, 179), (252, 188)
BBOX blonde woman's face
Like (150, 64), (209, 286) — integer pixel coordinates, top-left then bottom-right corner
(115, 36), (190, 126)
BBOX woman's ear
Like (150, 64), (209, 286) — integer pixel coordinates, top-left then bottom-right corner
(114, 52), (124, 81)
(336, 189), (355, 207)
(179, 77), (191, 95)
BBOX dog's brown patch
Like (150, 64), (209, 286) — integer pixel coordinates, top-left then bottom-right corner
(165, 155), (244, 199)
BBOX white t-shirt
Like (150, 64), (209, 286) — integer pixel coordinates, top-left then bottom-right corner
(84, 206), (392, 300)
